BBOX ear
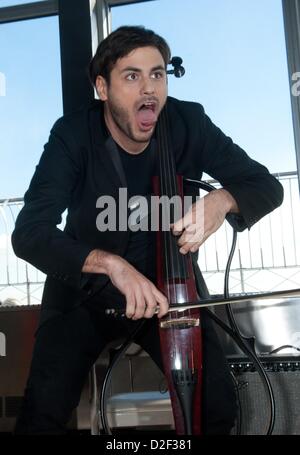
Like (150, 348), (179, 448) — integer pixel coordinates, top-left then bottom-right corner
(95, 76), (108, 101)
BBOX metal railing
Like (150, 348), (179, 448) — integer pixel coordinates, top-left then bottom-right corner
(0, 172), (299, 305)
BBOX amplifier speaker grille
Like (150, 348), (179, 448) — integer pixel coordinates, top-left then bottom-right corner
(231, 368), (300, 435)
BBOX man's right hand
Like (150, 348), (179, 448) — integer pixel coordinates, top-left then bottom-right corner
(82, 249), (169, 320)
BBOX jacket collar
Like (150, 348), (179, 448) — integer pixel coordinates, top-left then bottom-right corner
(88, 101), (125, 188)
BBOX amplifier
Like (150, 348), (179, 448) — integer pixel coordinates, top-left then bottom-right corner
(229, 357), (300, 435)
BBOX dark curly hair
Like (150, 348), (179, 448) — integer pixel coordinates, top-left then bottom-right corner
(89, 25), (171, 86)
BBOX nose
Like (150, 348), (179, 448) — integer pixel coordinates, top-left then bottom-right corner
(140, 76), (155, 95)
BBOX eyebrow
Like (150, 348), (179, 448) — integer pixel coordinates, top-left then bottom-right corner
(120, 65), (166, 73)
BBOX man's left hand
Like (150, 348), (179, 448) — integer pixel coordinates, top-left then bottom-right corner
(171, 189), (239, 254)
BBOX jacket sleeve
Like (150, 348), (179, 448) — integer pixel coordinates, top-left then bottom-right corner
(11, 118), (93, 291)
(197, 104), (284, 231)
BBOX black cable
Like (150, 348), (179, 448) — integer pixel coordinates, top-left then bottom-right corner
(99, 319), (146, 435)
(185, 177), (276, 435)
(223, 230), (275, 435)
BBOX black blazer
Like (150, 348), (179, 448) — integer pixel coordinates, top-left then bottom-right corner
(12, 97), (284, 322)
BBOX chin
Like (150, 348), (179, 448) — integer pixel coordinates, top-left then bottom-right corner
(134, 132), (153, 143)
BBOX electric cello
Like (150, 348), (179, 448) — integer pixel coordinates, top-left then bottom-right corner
(153, 56), (203, 435)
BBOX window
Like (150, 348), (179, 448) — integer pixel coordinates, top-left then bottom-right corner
(0, 16), (62, 198)
(0, 14), (62, 305)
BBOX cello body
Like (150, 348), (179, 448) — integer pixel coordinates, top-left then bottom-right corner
(153, 114), (203, 434)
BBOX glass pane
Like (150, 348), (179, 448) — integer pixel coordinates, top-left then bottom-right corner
(0, 15), (62, 305)
(0, 16), (63, 198)
(111, 0), (296, 174)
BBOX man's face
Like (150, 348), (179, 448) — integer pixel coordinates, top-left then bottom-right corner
(96, 46), (168, 150)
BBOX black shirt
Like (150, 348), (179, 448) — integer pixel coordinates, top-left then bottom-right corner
(117, 142), (157, 280)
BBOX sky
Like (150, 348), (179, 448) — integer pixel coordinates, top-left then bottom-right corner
(111, 0), (297, 176)
(0, 12), (62, 199)
(0, 0), (297, 200)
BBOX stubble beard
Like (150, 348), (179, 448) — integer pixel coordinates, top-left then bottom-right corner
(107, 97), (153, 145)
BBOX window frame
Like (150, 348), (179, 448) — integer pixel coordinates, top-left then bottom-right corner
(91, 0), (155, 44)
(282, 0), (300, 192)
(0, 1), (58, 24)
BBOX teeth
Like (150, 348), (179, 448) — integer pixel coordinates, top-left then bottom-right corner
(144, 102), (155, 109)
(138, 101), (156, 111)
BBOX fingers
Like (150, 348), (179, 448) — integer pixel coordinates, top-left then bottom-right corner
(143, 284), (159, 319)
(152, 286), (169, 319)
(171, 202), (205, 254)
(112, 259), (169, 321)
(177, 225), (205, 254)
(131, 287), (146, 320)
(171, 209), (195, 236)
(171, 197), (213, 254)
(125, 281), (169, 320)
(125, 290), (136, 319)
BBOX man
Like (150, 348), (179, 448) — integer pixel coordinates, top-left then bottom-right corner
(12, 26), (283, 435)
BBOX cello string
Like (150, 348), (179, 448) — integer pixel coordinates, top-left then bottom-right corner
(157, 109), (177, 362)
(161, 109), (177, 302)
(162, 108), (190, 308)
(161, 108), (177, 303)
(163, 108), (189, 305)
(157, 116), (171, 305)
(165, 110), (195, 341)
(161, 107), (193, 370)
(162, 107), (195, 370)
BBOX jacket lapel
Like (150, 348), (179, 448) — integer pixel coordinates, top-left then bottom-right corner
(90, 102), (126, 189)
(104, 136), (127, 187)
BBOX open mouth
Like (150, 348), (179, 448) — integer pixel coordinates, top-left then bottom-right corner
(136, 101), (158, 130)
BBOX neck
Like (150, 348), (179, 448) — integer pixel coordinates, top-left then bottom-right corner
(104, 107), (149, 155)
